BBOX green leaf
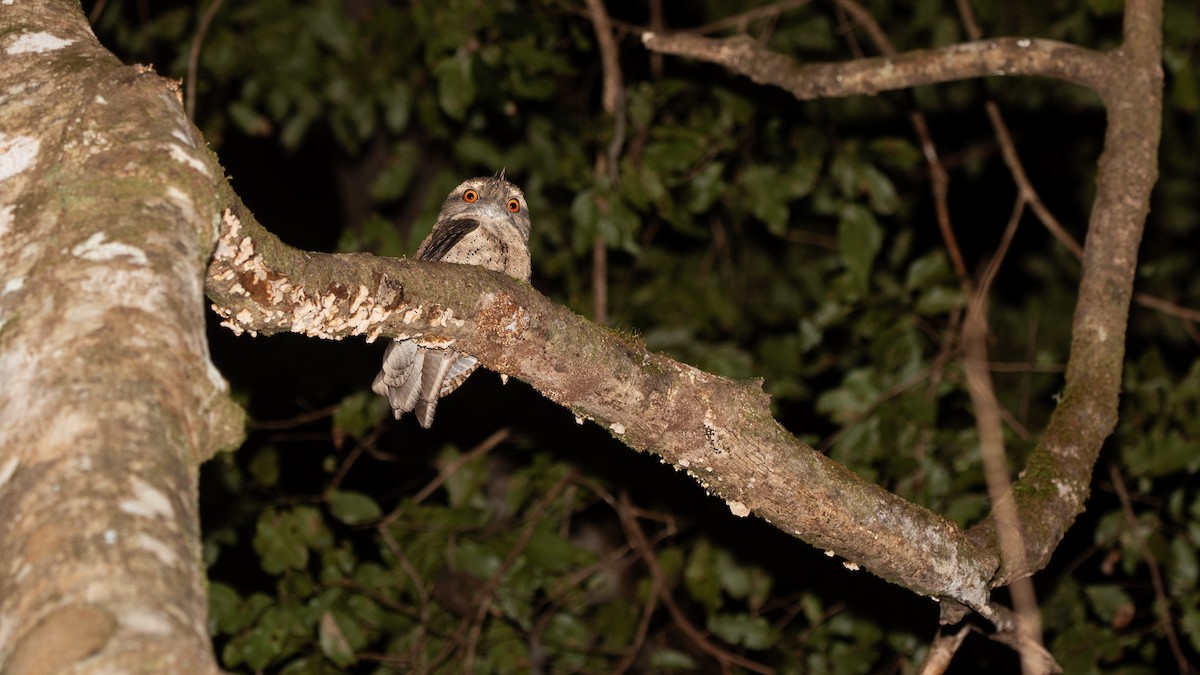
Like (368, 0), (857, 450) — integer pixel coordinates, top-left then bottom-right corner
(318, 611), (357, 668)
(648, 648), (698, 671)
(707, 612), (780, 650)
(817, 368), (881, 424)
(541, 612), (590, 650)
(525, 527), (582, 574)
(870, 137), (922, 171)
(1087, 0), (1124, 16)
(327, 490), (382, 526)
(207, 582), (241, 636)
(905, 251), (952, 291)
(434, 54), (476, 120)
(1083, 584), (1132, 624)
(742, 164), (790, 235)
(1052, 623), (1121, 672)
(228, 101), (271, 136)
(248, 445), (280, 488)
(254, 512), (310, 575)
(1170, 535), (1199, 593)
(685, 539), (722, 614)
(688, 163), (726, 213)
(594, 600), (638, 648)
(837, 203), (883, 292)
(252, 507), (330, 575)
(914, 285), (965, 315)
(861, 164), (899, 215)
(439, 444), (489, 509)
(203, 525), (237, 569)
(222, 604), (308, 670)
(332, 391), (384, 441)
(381, 81), (412, 132)
(570, 189), (599, 254)
(369, 142), (420, 202)
(1182, 603), (1200, 653)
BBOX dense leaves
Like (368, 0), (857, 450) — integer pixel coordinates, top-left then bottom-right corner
(92, 0), (1200, 671)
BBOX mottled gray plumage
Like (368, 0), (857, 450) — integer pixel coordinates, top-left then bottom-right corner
(372, 176), (532, 428)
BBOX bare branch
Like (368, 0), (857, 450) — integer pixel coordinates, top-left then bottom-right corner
(584, 0), (626, 324)
(972, 0), (1164, 584)
(694, 0), (814, 35)
(617, 492), (775, 674)
(641, 32), (1112, 100)
(917, 624), (971, 675)
(185, 0), (226, 121)
(962, 200), (1047, 673)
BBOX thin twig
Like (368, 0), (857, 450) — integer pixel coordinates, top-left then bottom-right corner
(248, 403), (340, 429)
(377, 427), (511, 526)
(988, 360), (1064, 373)
(1133, 293), (1200, 323)
(323, 444), (363, 496)
(463, 470), (575, 672)
(592, 235), (608, 324)
(612, 546), (662, 674)
(833, 2), (866, 59)
(1018, 318), (1040, 425)
(962, 198), (1048, 674)
(832, 0), (969, 284)
(377, 527), (435, 670)
(1107, 463), (1196, 674)
(917, 624), (972, 675)
(647, 0), (665, 76)
(616, 491), (776, 675)
(694, 0), (814, 35)
(584, 0), (627, 325)
(185, 0), (226, 120)
(88, 0), (109, 24)
(831, 0), (893, 53)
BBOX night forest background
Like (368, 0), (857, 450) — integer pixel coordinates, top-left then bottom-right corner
(87, 0), (1199, 672)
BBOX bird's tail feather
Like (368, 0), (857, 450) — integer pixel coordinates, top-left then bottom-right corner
(373, 341), (479, 428)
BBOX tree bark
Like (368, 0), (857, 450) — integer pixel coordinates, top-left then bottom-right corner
(0, 2), (242, 673)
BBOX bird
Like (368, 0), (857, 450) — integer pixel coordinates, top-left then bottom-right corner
(371, 175), (532, 428)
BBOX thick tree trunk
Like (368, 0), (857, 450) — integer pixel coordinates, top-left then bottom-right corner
(0, 3), (242, 673)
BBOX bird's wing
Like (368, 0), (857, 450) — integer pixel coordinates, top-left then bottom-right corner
(413, 350), (458, 429)
(417, 218), (480, 261)
(372, 340), (425, 419)
(439, 356), (479, 397)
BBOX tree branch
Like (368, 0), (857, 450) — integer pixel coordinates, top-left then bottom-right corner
(641, 32), (1112, 100)
(206, 197), (998, 611)
(976, 0), (1163, 583)
(641, 0), (1165, 617)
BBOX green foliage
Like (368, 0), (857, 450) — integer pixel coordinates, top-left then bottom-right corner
(93, 0), (1200, 671)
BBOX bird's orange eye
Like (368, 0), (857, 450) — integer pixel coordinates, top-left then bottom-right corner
(462, 189), (479, 203)
(506, 198), (521, 213)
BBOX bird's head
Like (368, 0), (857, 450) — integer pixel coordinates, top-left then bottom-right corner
(437, 175), (531, 241)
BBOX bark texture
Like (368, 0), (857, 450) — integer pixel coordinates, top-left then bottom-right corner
(0, 2), (242, 673)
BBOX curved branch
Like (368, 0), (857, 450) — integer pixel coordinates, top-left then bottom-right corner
(641, 32), (1112, 99)
(206, 197), (998, 611)
(643, 2), (1165, 598)
(982, 0), (1162, 582)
